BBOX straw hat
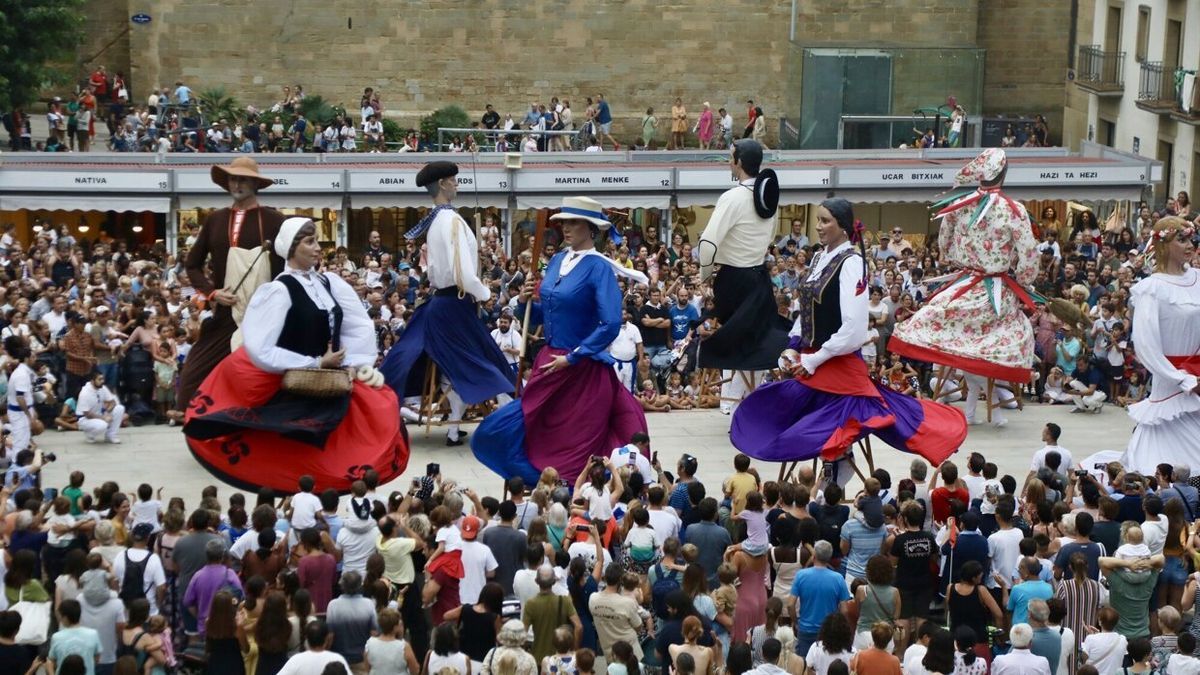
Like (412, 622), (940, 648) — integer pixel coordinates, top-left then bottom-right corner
(549, 196), (611, 229)
(211, 157), (274, 192)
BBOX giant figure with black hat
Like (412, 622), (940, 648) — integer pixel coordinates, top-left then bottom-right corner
(379, 161), (515, 445)
(695, 139), (789, 409)
(176, 157), (285, 418)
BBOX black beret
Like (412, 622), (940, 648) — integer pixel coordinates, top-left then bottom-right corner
(415, 161), (459, 187)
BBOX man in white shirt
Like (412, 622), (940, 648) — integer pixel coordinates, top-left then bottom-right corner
(696, 139), (788, 402)
(987, 497), (1024, 591)
(490, 310), (522, 405)
(43, 294), (68, 337)
(1029, 423), (1071, 481)
(457, 516), (498, 604)
(609, 433), (656, 486)
(289, 475), (323, 533)
(380, 161), (515, 446)
(993, 624), (1051, 675)
(609, 308), (644, 393)
(76, 371), (125, 443)
(113, 523), (168, 615)
(646, 485), (681, 549)
(277, 621), (350, 675)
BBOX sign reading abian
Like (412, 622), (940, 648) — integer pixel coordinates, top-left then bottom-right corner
(0, 171), (170, 192)
(175, 170), (346, 192)
(348, 168), (509, 192)
(514, 169), (673, 191)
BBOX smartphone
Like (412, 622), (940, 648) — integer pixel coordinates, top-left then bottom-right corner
(43, 487), (58, 501)
(651, 451), (658, 466)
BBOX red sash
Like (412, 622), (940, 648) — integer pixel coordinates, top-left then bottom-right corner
(1167, 356), (1200, 377)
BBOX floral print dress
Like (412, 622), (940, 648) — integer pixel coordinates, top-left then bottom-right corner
(890, 187), (1040, 382)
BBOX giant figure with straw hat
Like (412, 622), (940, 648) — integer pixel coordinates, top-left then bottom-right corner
(888, 148), (1040, 426)
(472, 196), (649, 484)
(176, 157), (285, 417)
(379, 160), (514, 445)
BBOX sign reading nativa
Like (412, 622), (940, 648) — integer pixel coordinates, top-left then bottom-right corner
(0, 171), (170, 192)
(516, 169), (672, 191)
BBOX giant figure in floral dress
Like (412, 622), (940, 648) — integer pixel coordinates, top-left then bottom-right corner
(889, 149), (1040, 423)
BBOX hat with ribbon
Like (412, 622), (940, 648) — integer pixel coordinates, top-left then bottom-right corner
(953, 148), (1007, 186)
(211, 157), (274, 192)
(549, 196), (612, 229)
(275, 217), (314, 259)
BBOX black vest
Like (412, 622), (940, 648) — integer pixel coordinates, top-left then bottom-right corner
(796, 248), (855, 350)
(275, 274), (342, 357)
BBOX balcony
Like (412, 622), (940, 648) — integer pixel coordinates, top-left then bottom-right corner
(1136, 62), (1178, 113)
(1075, 45), (1125, 96)
(1171, 75), (1200, 125)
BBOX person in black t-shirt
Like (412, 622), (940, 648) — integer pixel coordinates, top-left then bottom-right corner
(482, 104), (501, 130)
(638, 288), (672, 388)
(0, 610), (35, 675)
(888, 502), (939, 630)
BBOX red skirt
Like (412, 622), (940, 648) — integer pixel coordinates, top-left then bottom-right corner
(184, 348), (408, 493)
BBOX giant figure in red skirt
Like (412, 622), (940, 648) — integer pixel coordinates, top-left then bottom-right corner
(184, 217), (408, 492)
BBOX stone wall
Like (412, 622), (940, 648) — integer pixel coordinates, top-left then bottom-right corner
(977, 0), (1074, 143)
(92, 0), (1071, 145)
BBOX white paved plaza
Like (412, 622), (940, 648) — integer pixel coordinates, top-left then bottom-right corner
(37, 398), (1135, 504)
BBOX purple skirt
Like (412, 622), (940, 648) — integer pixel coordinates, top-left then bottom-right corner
(731, 353), (966, 465)
(472, 347), (648, 484)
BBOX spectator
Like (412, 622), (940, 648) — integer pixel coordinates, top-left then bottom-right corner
(589, 563), (642, 663)
(182, 539), (242, 637)
(480, 500), (528, 595)
(278, 620), (350, 675)
(325, 572), (378, 671)
(992, 624), (1051, 675)
(787, 540), (850, 658)
(479, 620), (539, 675)
(363, 607), (420, 675)
(47, 600), (102, 675)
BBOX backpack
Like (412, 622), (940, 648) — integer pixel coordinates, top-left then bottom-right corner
(119, 550), (150, 602)
(816, 506), (844, 549)
(651, 563), (681, 619)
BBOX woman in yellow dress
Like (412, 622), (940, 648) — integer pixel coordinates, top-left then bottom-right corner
(671, 98), (688, 150)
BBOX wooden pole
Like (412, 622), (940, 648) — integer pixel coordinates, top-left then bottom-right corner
(518, 211), (549, 360)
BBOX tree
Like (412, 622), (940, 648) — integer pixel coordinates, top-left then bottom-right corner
(420, 105), (470, 147)
(197, 87), (244, 125)
(0, 0), (85, 110)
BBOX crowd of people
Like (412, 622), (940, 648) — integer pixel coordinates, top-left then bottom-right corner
(0, 69), (780, 155)
(0, 145), (1198, 675)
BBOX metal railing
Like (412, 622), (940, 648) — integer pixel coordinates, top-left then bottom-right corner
(1077, 45), (1125, 90)
(435, 127), (581, 152)
(1137, 61), (1176, 106)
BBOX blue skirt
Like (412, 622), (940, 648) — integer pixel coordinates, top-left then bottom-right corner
(380, 293), (515, 404)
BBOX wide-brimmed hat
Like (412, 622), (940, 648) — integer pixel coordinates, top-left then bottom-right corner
(549, 196), (612, 229)
(211, 157), (274, 192)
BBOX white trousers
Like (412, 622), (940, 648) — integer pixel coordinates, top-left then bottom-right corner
(720, 370), (763, 412)
(441, 376), (467, 437)
(78, 404), (125, 441)
(964, 374), (1006, 423)
(613, 360), (637, 393)
(1072, 390), (1107, 411)
(8, 411), (31, 454)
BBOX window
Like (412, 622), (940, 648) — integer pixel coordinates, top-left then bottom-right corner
(1136, 6), (1151, 62)
(1105, 5), (1123, 53)
(1100, 119), (1117, 147)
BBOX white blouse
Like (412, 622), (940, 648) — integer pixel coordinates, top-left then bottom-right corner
(1129, 268), (1200, 422)
(697, 179), (774, 280)
(241, 265), (377, 373)
(789, 241), (869, 374)
(426, 209), (491, 301)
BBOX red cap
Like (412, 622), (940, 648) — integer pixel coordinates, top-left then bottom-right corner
(460, 515), (482, 540)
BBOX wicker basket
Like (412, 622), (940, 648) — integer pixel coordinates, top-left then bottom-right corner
(281, 368), (353, 398)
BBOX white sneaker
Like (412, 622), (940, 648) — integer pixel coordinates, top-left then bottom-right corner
(992, 418), (1008, 428)
(106, 437), (121, 444)
(720, 406), (732, 415)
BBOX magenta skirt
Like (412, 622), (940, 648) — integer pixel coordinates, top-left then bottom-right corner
(472, 347), (648, 483)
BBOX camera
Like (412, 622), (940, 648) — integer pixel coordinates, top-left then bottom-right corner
(43, 452), (57, 462)
(1074, 469), (1088, 478)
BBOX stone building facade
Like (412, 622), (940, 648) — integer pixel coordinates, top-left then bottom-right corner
(79, 0), (1070, 145)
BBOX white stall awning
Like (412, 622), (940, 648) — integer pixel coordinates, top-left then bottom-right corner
(350, 193), (510, 210)
(516, 194), (671, 210)
(0, 195), (171, 213)
(177, 194), (345, 210)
